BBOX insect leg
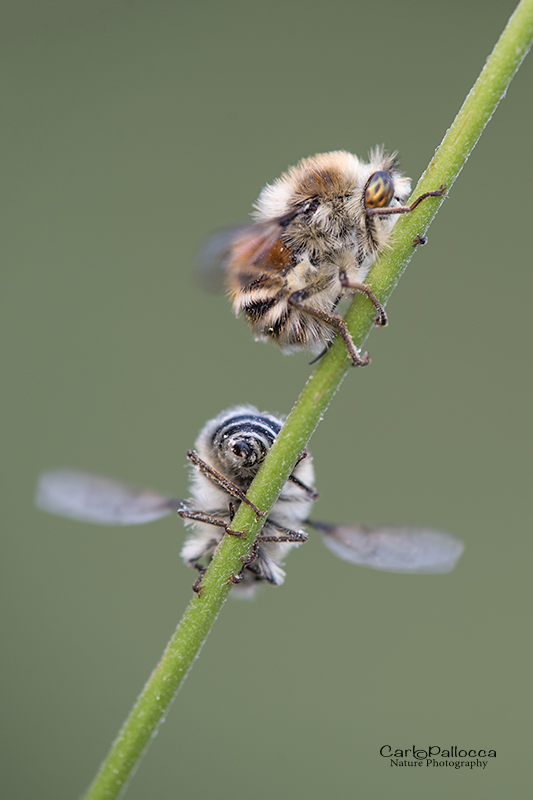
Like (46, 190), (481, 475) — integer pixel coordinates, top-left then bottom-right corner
(293, 450), (308, 469)
(230, 524), (307, 585)
(287, 472), (319, 499)
(257, 520), (308, 543)
(308, 342), (334, 365)
(338, 272), (387, 327)
(239, 561), (275, 583)
(191, 564), (207, 596)
(257, 533), (307, 543)
(241, 540), (260, 566)
(186, 450), (264, 517)
(227, 540), (261, 585)
(177, 507), (248, 538)
(366, 184), (447, 217)
(288, 291), (370, 367)
(286, 452), (319, 498)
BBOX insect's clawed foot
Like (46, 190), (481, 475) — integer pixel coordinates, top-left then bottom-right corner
(227, 571), (244, 585)
(227, 541), (260, 586)
(192, 569), (206, 596)
(350, 350), (371, 368)
(225, 526), (248, 538)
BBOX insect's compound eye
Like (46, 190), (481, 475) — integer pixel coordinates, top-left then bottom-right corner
(364, 171), (395, 209)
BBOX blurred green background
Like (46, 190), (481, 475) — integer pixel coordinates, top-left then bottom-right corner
(2, 1), (532, 798)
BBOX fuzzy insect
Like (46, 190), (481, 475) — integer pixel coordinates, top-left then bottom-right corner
(35, 406), (463, 597)
(201, 150), (445, 366)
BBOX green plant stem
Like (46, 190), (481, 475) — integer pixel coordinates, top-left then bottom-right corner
(83, 2), (533, 797)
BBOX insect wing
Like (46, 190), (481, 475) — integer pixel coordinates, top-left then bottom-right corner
(313, 521), (464, 574)
(36, 469), (180, 526)
(198, 219), (287, 292)
(197, 224), (250, 292)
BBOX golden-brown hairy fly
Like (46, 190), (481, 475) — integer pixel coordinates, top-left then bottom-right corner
(202, 149), (444, 366)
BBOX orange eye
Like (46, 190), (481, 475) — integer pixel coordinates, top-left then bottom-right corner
(364, 171), (394, 209)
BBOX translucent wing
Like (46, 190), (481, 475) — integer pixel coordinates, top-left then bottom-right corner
(312, 521), (464, 574)
(197, 223), (252, 292)
(35, 469), (181, 526)
(197, 218), (288, 293)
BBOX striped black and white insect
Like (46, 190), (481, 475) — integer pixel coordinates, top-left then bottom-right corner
(36, 405), (464, 597)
